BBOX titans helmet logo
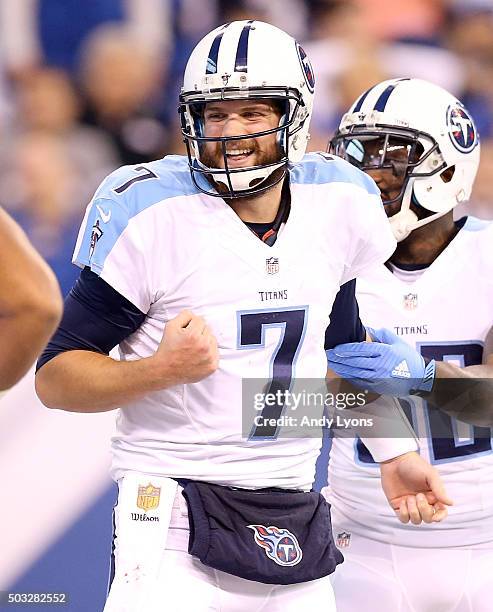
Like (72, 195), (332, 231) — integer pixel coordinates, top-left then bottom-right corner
(296, 43), (315, 93)
(247, 524), (303, 566)
(447, 104), (477, 153)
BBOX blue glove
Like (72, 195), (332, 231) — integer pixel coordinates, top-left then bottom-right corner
(326, 327), (435, 397)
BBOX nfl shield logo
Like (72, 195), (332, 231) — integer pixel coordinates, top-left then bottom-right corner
(336, 531), (351, 548)
(403, 293), (418, 310)
(137, 483), (161, 511)
(266, 257), (279, 275)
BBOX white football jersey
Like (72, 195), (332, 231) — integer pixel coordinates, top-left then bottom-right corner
(328, 217), (493, 546)
(73, 153), (395, 490)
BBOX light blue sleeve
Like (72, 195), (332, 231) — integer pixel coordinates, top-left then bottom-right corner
(290, 152), (381, 196)
(74, 157), (199, 274)
(71, 165), (158, 310)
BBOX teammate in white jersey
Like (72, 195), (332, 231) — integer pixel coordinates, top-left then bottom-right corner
(36, 27), (450, 612)
(0, 207), (61, 395)
(327, 78), (493, 611)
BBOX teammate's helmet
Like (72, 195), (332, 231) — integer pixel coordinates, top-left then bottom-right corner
(179, 21), (315, 197)
(330, 78), (480, 241)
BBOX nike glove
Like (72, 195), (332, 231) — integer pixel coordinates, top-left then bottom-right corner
(326, 327), (436, 397)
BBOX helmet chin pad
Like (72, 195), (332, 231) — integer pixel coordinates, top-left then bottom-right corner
(389, 186), (449, 242)
(205, 161), (285, 193)
(389, 208), (419, 242)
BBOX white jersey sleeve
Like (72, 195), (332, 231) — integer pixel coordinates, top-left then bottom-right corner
(72, 160), (193, 313)
(73, 168), (152, 311)
(333, 161), (396, 284)
(289, 154), (396, 286)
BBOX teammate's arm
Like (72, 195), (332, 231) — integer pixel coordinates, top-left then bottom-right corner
(325, 284), (419, 461)
(328, 326), (493, 427)
(35, 271), (218, 412)
(327, 370), (451, 524)
(325, 284), (451, 524)
(0, 207), (62, 391)
(424, 356), (493, 427)
(379, 450), (452, 524)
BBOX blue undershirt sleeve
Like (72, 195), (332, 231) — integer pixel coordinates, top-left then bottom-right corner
(324, 280), (365, 349)
(36, 267), (146, 371)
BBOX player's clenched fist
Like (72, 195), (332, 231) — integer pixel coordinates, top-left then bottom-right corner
(151, 310), (219, 386)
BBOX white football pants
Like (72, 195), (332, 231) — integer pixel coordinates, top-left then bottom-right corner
(331, 506), (493, 612)
(103, 472), (336, 612)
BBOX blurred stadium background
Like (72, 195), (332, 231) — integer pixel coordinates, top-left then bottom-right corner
(1, 1), (492, 610)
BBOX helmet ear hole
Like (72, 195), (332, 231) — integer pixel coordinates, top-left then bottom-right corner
(440, 166), (455, 183)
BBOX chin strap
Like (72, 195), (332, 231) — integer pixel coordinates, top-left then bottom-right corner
(389, 186), (451, 242)
(389, 208), (419, 242)
(390, 207), (451, 242)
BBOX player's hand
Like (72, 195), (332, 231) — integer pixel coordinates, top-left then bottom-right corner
(152, 310), (219, 386)
(380, 451), (453, 524)
(326, 327), (436, 397)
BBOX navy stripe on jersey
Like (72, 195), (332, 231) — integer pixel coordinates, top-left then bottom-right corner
(353, 86), (374, 112)
(106, 505), (117, 596)
(234, 20), (254, 72)
(373, 78), (410, 112)
(206, 23), (230, 74)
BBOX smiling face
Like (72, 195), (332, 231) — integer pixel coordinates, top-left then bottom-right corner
(200, 99), (283, 171)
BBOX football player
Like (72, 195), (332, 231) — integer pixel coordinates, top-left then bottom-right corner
(36, 27), (450, 611)
(0, 207), (61, 395)
(327, 78), (493, 611)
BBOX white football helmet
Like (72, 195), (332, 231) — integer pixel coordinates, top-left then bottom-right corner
(330, 78), (480, 241)
(179, 20), (315, 197)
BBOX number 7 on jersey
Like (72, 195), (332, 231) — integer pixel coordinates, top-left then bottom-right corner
(237, 307), (308, 439)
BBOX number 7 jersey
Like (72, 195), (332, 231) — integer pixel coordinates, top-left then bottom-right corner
(328, 216), (493, 547)
(72, 153), (396, 491)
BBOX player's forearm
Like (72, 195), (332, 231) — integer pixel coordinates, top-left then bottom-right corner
(0, 304), (62, 390)
(0, 208), (62, 315)
(35, 350), (175, 412)
(348, 394), (419, 461)
(0, 210), (62, 388)
(425, 362), (493, 427)
(327, 370), (419, 461)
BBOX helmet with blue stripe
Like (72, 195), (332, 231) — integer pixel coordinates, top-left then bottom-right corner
(330, 78), (480, 241)
(179, 21), (315, 198)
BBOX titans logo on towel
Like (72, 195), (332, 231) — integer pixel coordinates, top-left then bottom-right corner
(248, 524), (303, 566)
